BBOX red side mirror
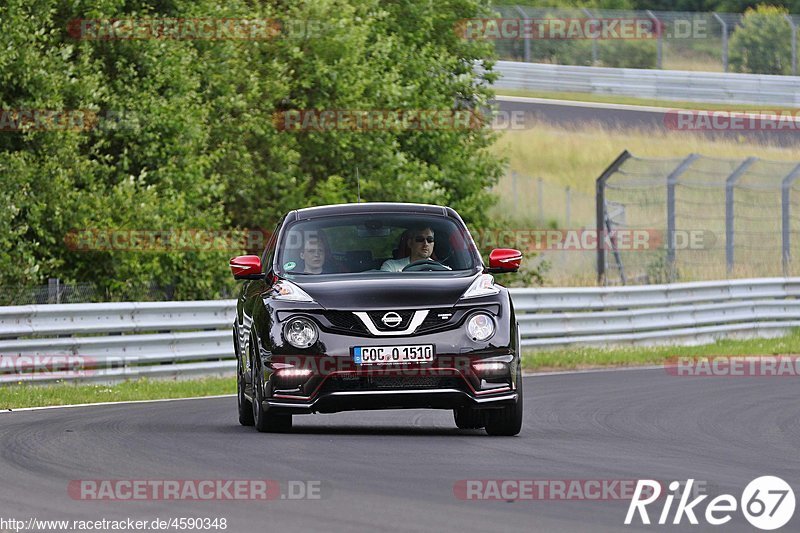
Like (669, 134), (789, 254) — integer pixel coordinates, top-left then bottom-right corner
(230, 255), (263, 280)
(488, 248), (522, 273)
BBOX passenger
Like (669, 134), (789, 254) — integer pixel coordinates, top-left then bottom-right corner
(300, 233), (330, 274)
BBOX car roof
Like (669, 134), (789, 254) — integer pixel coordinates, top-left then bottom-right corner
(294, 202), (448, 220)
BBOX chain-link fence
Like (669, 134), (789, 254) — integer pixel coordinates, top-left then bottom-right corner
(597, 150), (800, 285)
(491, 6), (800, 75)
(493, 173), (594, 228)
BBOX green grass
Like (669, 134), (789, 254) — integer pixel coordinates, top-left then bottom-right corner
(4, 333), (800, 408)
(0, 376), (234, 410)
(495, 88), (800, 112)
(523, 329), (800, 371)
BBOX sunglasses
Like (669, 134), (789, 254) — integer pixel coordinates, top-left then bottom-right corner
(414, 236), (435, 243)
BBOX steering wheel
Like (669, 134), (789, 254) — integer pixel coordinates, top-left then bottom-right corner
(402, 259), (452, 272)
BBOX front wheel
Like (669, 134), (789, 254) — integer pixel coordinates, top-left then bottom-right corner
(251, 355), (292, 433)
(485, 365), (523, 436)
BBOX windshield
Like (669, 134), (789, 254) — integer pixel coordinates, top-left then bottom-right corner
(276, 213), (479, 277)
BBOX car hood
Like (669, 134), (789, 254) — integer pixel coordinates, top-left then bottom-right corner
(292, 274), (479, 310)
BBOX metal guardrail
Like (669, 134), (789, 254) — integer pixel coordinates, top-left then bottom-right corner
(494, 61), (800, 106)
(1, 278), (799, 382)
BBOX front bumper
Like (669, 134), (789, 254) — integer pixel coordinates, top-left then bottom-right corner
(264, 388), (519, 414)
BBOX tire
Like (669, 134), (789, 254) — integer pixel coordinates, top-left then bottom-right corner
(251, 353), (292, 433)
(453, 407), (486, 429)
(485, 365), (523, 436)
(237, 357), (254, 426)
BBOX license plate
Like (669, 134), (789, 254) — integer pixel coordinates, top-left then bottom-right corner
(353, 345), (434, 365)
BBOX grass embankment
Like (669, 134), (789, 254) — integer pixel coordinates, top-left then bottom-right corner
(0, 377), (234, 410)
(523, 330), (800, 372)
(493, 121), (800, 195)
(4, 332), (800, 408)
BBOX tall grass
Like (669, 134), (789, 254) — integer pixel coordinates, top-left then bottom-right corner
(492, 122), (800, 195)
(490, 122), (800, 285)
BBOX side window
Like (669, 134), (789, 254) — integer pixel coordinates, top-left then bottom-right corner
(261, 220), (282, 274)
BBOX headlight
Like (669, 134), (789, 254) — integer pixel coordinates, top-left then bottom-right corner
(284, 318), (318, 348)
(272, 280), (315, 303)
(466, 313), (495, 341)
(460, 274), (499, 299)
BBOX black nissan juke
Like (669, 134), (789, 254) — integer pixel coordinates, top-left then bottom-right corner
(230, 202), (524, 435)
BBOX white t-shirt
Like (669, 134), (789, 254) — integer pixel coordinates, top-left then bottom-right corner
(380, 257), (410, 272)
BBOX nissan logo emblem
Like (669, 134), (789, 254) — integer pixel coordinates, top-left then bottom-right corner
(381, 312), (402, 328)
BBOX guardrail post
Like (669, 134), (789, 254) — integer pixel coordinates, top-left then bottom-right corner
(596, 150), (632, 285)
(666, 154), (700, 282)
(725, 157), (758, 274)
(786, 15), (798, 76)
(647, 10), (663, 69)
(514, 6), (531, 63)
(781, 163), (800, 274)
(713, 13), (729, 72)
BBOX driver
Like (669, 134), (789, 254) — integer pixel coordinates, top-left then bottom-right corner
(380, 226), (434, 272)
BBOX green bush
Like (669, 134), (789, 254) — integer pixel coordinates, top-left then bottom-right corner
(0, 0), (508, 300)
(730, 5), (794, 75)
(598, 40), (657, 68)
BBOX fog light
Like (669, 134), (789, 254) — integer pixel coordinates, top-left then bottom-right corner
(473, 362), (507, 374)
(274, 367), (313, 390)
(276, 368), (313, 378)
(284, 318), (318, 348)
(466, 313), (495, 341)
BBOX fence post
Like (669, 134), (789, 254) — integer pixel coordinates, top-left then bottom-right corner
(787, 15), (798, 76)
(511, 171), (519, 215)
(666, 154), (700, 282)
(537, 177), (543, 225)
(647, 11), (663, 69)
(565, 186), (571, 228)
(583, 8), (599, 65)
(596, 150), (632, 285)
(48, 277), (60, 304)
(713, 13), (729, 73)
(514, 5), (531, 63)
(724, 157), (758, 275)
(781, 163), (800, 275)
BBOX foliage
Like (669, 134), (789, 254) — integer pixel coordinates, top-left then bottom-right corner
(729, 5), (794, 75)
(0, 0), (507, 300)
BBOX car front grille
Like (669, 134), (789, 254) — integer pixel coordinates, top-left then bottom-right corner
(323, 311), (367, 333)
(321, 309), (457, 336)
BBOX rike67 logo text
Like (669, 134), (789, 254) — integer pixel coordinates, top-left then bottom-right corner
(625, 477), (795, 530)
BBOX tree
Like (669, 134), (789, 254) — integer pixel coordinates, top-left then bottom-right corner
(729, 5), (794, 75)
(0, 0), (507, 300)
